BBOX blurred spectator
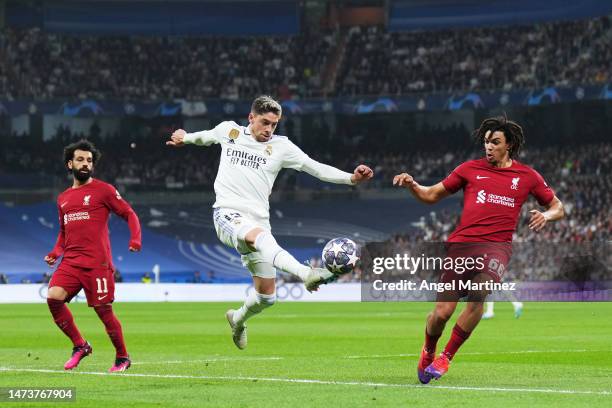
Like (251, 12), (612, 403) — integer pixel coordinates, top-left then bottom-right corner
(0, 273), (8, 284)
(207, 270), (216, 282)
(192, 271), (203, 283)
(141, 272), (152, 284)
(114, 268), (123, 283)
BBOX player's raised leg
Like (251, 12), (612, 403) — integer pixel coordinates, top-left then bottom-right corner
(47, 268), (92, 370)
(244, 227), (335, 292)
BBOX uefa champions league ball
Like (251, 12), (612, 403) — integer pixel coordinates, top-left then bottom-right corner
(321, 237), (360, 275)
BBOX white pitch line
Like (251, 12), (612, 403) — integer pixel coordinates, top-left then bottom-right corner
(345, 349), (600, 359)
(85, 357), (284, 366)
(0, 367), (609, 396)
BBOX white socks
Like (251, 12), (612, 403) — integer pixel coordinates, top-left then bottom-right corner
(233, 291), (276, 327)
(253, 231), (311, 281)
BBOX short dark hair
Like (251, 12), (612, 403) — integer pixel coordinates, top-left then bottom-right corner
(251, 95), (282, 116)
(63, 139), (102, 168)
(473, 115), (525, 158)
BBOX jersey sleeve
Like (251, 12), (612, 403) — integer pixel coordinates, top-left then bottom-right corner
(183, 121), (231, 146)
(282, 141), (353, 184)
(48, 200), (65, 258)
(441, 163), (468, 194)
(529, 169), (555, 206)
(281, 139), (309, 170)
(102, 184), (142, 249)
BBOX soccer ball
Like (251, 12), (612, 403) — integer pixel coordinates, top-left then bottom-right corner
(321, 237), (360, 275)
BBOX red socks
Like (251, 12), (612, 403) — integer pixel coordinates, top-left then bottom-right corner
(443, 324), (472, 360)
(94, 305), (128, 358)
(424, 329), (441, 354)
(47, 298), (85, 347)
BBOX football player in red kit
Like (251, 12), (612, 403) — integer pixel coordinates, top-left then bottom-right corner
(44, 140), (141, 373)
(393, 116), (565, 383)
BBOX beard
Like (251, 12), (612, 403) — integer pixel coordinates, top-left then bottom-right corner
(72, 167), (92, 182)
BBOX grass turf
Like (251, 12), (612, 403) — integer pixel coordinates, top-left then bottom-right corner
(0, 302), (610, 407)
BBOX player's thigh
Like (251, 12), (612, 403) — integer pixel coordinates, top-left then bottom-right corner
(48, 264), (83, 302)
(80, 267), (115, 307)
(466, 272), (494, 302)
(213, 208), (264, 254)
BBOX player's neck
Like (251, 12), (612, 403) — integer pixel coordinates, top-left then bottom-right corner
(492, 157), (512, 168)
(72, 177), (93, 188)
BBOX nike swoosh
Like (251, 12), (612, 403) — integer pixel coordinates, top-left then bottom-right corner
(476, 176), (490, 179)
(97, 295), (108, 300)
(61, 202), (68, 208)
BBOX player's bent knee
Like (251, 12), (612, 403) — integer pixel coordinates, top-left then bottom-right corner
(47, 286), (68, 301)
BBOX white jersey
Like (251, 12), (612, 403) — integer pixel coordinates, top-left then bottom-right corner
(184, 121), (354, 221)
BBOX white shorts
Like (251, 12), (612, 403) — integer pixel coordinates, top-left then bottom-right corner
(213, 207), (276, 279)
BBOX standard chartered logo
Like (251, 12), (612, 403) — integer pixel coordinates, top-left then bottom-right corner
(475, 190), (515, 207)
(476, 190), (486, 204)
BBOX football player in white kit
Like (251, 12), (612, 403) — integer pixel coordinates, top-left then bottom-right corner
(166, 96), (373, 349)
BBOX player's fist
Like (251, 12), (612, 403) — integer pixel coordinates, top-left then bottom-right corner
(44, 254), (57, 267)
(528, 209), (547, 232)
(393, 173), (418, 189)
(129, 240), (142, 252)
(166, 129), (187, 147)
(351, 164), (374, 184)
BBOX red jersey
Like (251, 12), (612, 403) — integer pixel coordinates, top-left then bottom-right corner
(48, 179), (141, 269)
(442, 158), (554, 242)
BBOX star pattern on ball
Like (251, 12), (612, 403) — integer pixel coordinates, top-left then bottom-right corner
(346, 252), (359, 268)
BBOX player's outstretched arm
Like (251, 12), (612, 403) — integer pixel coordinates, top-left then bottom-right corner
(300, 157), (373, 185)
(528, 195), (564, 232)
(393, 173), (450, 204)
(166, 125), (223, 148)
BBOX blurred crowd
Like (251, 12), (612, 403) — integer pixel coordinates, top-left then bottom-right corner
(0, 28), (332, 101)
(1, 15), (610, 101)
(338, 16), (611, 96)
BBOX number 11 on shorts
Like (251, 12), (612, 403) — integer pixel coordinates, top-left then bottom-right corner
(96, 278), (108, 294)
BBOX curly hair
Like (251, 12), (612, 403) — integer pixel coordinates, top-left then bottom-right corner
(473, 115), (525, 158)
(63, 139), (102, 168)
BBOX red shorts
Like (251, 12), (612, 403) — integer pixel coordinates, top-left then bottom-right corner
(439, 242), (512, 298)
(49, 262), (115, 307)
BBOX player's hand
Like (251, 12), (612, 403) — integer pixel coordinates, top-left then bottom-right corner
(44, 255), (57, 267)
(351, 165), (374, 184)
(129, 241), (142, 252)
(166, 129), (187, 147)
(528, 210), (547, 232)
(393, 173), (418, 189)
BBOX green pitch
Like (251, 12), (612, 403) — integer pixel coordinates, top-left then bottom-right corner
(0, 302), (610, 407)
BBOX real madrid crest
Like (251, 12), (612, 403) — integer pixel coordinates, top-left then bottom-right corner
(228, 129), (240, 142)
(264, 145), (272, 156)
